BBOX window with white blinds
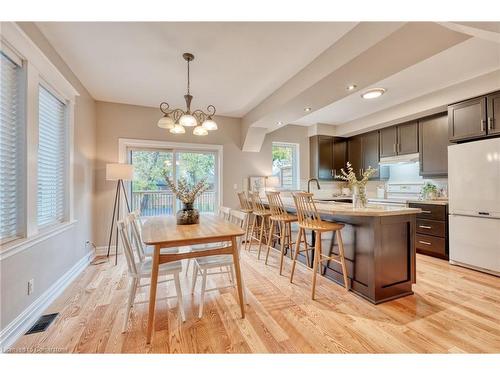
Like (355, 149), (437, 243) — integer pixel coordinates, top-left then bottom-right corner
(0, 52), (24, 243)
(37, 85), (67, 228)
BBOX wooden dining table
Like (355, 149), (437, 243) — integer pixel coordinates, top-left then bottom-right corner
(141, 213), (246, 344)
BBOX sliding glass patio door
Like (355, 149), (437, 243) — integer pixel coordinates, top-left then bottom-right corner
(129, 147), (218, 216)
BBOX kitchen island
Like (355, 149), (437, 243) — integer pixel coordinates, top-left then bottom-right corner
(264, 197), (421, 304)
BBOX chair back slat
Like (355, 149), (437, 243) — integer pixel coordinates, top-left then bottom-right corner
(218, 206), (232, 221)
(229, 209), (247, 228)
(249, 191), (266, 213)
(237, 192), (252, 211)
(266, 191), (287, 217)
(117, 218), (139, 275)
(292, 192), (321, 227)
(129, 211), (146, 262)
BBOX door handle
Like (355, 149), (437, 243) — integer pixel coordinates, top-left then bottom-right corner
(481, 119), (486, 132)
(393, 144), (396, 153)
(419, 225), (432, 229)
(421, 210), (432, 214)
(488, 117), (494, 131)
(398, 143), (401, 153)
(419, 240), (432, 246)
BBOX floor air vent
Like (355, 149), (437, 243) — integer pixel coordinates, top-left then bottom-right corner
(25, 313), (58, 335)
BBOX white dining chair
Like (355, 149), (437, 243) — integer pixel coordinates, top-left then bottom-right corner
(117, 217), (186, 332)
(191, 209), (248, 318)
(129, 210), (179, 261)
(184, 206), (232, 276)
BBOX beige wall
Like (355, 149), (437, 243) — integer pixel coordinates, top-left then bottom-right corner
(1, 23), (96, 331)
(94, 101), (309, 247)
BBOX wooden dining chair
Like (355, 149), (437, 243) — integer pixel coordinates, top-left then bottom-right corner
(117, 217), (186, 332)
(246, 191), (271, 258)
(237, 191), (253, 247)
(265, 191), (298, 275)
(290, 192), (349, 300)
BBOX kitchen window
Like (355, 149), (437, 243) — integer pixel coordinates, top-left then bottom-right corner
(272, 142), (299, 190)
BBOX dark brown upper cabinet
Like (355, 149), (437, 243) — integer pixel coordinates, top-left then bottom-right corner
(380, 122), (418, 157)
(397, 121), (419, 155)
(347, 135), (362, 179)
(448, 96), (487, 141)
(487, 91), (500, 136)
(309, 135), (347, 180)
(361, 131), (380, 180)
(379, 126), (398, 157)
(419, 113), (448, 177)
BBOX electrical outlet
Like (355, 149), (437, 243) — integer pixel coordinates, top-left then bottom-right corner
(27, 279), (34, 295)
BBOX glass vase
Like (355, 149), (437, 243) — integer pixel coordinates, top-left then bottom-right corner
(352, 185), (367, 209)
(176, 202), (200, 225)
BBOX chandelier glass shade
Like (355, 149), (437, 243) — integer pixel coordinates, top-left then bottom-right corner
(157, 53), (217, 136)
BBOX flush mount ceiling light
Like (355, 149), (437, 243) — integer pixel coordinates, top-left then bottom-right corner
(346, 84), (357, 91)
(277, 121), (283, 126)
(157, 53), (218, 136)
(304, 107), (312, 112)
(361, 88), (386, 99)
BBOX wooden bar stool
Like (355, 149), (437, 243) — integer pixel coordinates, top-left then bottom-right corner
(265, 191), (298, 275)
(290, 192), (349, 300)
(237, 192), (253, 249)
(246, 191), (271, 258)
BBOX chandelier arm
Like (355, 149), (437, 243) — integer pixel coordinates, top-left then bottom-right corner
(207, 105), (216, 117)
(191, 109), (207, 124)
(171, 109), (186, 123)
(159, 102), (171, 115)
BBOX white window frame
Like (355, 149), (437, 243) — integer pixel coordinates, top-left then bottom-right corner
(272, 141), (300, 190)
(118, 138), (223, 211)
(0, 22), (79, 257)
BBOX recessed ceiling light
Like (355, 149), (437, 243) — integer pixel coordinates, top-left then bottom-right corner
(346, 84), (357, 91)
(304, 107), (312, 112)
(277, 121), (283, 126)
(361, 88), (386, 99)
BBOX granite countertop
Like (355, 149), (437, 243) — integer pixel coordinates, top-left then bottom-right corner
(264, 197), (421, 217)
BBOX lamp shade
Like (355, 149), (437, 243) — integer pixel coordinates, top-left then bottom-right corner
(106, 163), (134, 181)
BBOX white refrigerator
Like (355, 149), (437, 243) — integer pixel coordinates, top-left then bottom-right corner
(448, 137), (500, 276)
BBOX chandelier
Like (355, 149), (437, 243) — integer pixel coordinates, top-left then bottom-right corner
(157, 52), (218, 136)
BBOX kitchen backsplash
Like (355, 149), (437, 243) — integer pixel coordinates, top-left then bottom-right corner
(299, 162), (448, 199)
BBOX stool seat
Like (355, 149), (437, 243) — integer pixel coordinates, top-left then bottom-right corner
(254, 209), (271, 216)
(269, 213), (297, 223)
(298, 220), (344, 232)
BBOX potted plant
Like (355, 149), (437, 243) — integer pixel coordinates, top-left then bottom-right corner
(164, 176), (209, 225)
(336, 162), (377, 208)
(421, 182), (439, 200)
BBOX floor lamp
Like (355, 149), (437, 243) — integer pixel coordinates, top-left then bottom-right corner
(106, 163), (134, 265)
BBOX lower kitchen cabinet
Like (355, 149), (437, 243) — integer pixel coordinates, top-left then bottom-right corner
(409, 202), (449, 259)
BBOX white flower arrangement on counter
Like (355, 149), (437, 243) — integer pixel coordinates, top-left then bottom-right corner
(335, 162), (377, 207)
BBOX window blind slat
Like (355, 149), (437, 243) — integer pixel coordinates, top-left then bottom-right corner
(37, 85), (67, 228)
(0, 52), (22, 241)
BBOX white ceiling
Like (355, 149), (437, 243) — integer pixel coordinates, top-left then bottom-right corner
(36, 22), (357, 117)
(295, 37), (500, 126)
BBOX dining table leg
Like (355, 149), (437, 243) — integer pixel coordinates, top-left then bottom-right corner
(146, 244), (161, 344)
(231, 236), (245, 318)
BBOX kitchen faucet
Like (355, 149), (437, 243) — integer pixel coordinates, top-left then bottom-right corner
(307, 178), (321, 193)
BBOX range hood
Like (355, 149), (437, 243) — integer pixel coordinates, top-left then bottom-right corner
(379, 153), (419, 165)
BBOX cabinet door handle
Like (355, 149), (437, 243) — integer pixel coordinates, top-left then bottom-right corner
(421, 210), (432, 214)
(398, 143), (401, 153)
(419, 225), (432, 229)
(488, 117), (494, 130)
(481, 119), (486, 132)
(419, 240), (432, 246)
(393, 144), (396, 153)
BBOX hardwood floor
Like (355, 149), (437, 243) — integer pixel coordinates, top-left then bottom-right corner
(10, 247), (500, 353)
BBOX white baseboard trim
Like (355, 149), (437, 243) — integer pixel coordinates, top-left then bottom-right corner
(0, 251), (93, 352)
(94, 246), (122, 257)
